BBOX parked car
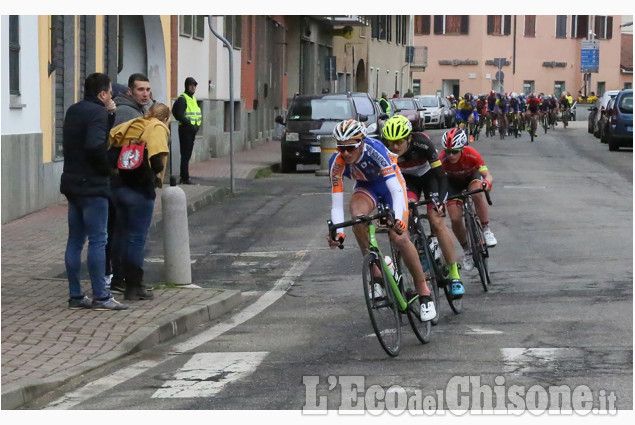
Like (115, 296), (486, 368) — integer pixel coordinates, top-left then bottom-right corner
(588, 90), (620, 137)
(274, 92), (386, 173)
(602, 89), (633, 151)
(390, 97), (424, 131)
(440, 96), (455, 128)
(414, 95), (445, 129)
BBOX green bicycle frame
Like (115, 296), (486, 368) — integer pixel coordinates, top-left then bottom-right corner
(367, 222), (409, 312)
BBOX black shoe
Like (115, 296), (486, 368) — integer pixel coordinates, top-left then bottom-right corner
(110, 280), (125, 294)
(124, 285), (154, 301)
(179, 178), (194, 185)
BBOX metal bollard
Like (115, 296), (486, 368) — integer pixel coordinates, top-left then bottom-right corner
(315, 136), (337, 176)
(161, 176), (192, 284)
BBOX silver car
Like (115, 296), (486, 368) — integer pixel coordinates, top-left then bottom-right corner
(414, 95), (445, 129)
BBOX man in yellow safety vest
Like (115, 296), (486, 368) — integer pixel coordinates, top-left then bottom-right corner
(172, 77), (202, 184)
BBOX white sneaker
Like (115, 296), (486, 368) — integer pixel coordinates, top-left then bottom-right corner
(104, 274), (113, 291)
(483, 229), (497, 247)
(371, 283), (385, 300)
(462, 253), (474, 271)
(420, 298), (436, 322)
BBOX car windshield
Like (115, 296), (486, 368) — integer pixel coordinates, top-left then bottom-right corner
(288, 98), (353, 121)
(352, 97), (375, 115)
(417, 97), (438, 107)
(618, 93), (633, 114)
(393, 99), (417, 110)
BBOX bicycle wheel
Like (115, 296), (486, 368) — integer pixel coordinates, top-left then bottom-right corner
(412, 236), (440, 325)
(396, 253), (432, 344)
(468, 215), (490, 292)
(362, 253), (401, 357)
(530, 118), (536, 142)
(543, 115), (548, 134)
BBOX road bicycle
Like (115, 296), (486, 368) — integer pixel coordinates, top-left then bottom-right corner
(485, 113), (497, 138)
(449, 183), (493, 292)
(327, 205), (432, 357)
(560, 106), (569, 128)
(497, 112), (508, 140)
(507, 112), (520, 138)
(541, 111), (550, 134)
(408, 198), (462, 317)
(527, 112), (538, 142)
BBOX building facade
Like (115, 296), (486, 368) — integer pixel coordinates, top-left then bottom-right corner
(411, 15), (630, 98)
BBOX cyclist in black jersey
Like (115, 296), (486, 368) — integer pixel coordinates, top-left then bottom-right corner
(382, 115), (465, 297)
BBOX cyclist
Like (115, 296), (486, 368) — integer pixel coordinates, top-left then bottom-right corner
(509, 93), (522, 136)
(560, 93), (571, 123)
(382, 115), (465, 298)
(438, 128), (497, 271)
(326, 119), (436, 321)
(496, 93), (510, 135)
(524, 93), (541, 137)
(456, 93), (478, 143)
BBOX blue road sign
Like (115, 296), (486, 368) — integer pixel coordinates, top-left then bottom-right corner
(581, 40), (599, 73)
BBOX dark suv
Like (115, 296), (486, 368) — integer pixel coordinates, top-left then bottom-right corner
(275, 92), (386, 173)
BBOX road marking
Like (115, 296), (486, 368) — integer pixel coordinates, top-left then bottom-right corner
(465, 327), (503, 335)
(45, 250), (310, 409)
(151, 352), (268, 398)
(503, 185), (547, 189)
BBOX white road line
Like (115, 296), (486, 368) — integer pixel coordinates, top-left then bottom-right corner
(151, 352), (268, 398)
(465, 327), (503, 335)
(45, 250), (310, 409)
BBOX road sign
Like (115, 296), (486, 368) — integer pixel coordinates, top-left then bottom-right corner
(495, 70), (505, 82)
(581, 40), (599, 73)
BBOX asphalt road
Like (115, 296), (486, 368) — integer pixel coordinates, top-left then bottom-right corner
(29, 122), (632, 414)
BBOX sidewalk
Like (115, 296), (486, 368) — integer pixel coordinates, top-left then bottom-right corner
(0, 140), (281, 409)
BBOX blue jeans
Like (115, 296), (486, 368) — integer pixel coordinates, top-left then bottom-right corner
(65, 196), (110, 300)
(112, 187), (155, 269)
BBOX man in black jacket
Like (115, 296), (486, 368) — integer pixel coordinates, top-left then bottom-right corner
(60, 72), (128, 311)
(172, 77), (201, 184)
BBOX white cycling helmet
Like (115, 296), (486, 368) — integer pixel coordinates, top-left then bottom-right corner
(442, 128), (468, 150)
(333, 119), (367, 142)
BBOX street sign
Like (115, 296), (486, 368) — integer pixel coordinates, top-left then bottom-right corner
(495, 70), (505, 82)
(494, 57), (506, 68)
(581, 40), (599, 73)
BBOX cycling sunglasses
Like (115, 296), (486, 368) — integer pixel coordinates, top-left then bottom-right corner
(388, 138), (408, 145)
(337, 141), (363, 152)
(445, 149), (463, 155)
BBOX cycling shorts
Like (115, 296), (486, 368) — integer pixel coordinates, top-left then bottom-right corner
(446, 171), (482, 204)
(353, 178), (406, 217)
(403, 174), (448, 210)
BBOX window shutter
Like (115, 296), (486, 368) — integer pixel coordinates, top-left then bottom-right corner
(607, 16), (613, 39)
(487, 16), (494, 34)
(504, 15), (511, 35)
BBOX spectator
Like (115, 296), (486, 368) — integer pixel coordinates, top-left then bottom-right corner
(113, 73), (151, 127)
(392, 90), (400, 98)
(404, 89), (414, 98)
(587, 91), (598, 103)
(107, 74), (152, 294)
(60, 72), (128, 311)
(172, 77), (201, 185)
(378, 91), (391, 115)
(108, 103), (171, 301)
(577, 90), (587, 102)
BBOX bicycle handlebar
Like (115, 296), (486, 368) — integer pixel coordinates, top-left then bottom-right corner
(448, 182), (493, 206)
(327, 206), (396, 250)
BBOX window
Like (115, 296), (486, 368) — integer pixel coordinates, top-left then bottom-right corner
(597, 81), (606, 97)
(433, 16), (469, 35)
(180, 15), (192, 37)
(594, 16), (613, 40)
(524, 15), (536, 37)
(194, 15), (205, 40)
(224, 16), (242, 48)
(523, 80), (535, 95)
(9, 15), (20, 96)
(386, 16), (392, 43)
(554, 81), (565, 98)
(556, 15), (567, 38)
(378, 16), (387, 40)
(487, 15), (511, 35)
(414, 16), (431, 35)
(395, 15), (407, 45)
(571, 15), (589, 39)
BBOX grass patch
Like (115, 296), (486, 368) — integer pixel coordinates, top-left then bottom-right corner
(254, 167), (273, 179)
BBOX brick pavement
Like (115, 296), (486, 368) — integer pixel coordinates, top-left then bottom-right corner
(0, 140), (281, 409)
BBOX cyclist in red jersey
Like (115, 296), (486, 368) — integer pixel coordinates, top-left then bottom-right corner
(439, 128), (497, 271)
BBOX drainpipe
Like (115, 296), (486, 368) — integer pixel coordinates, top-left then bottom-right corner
(208, 15), (235, 194)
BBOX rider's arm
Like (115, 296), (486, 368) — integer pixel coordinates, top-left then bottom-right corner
(385, 173), (407, 224)
(329, 155), (347, 235)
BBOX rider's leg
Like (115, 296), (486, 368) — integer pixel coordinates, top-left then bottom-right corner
(389, 228), (431, 297)
(428, 207), (460, 280)
(350, 192), (375, 255)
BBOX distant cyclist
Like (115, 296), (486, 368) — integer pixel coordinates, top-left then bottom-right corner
(524, 93), (541, 137)
(327, 119), (436, 321)
(438, 128), (497, 271)
(382, 115), (465, 298)
(456, 93), (478, 143)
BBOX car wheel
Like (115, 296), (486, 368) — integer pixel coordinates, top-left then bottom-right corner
(608, 137), (619, 151)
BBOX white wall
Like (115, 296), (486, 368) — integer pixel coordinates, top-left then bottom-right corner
(177, 16), (212, 100)
(1, 15), (41, 135)
(207, 16), (241, 101)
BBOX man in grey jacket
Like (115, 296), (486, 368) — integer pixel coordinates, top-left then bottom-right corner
(113, 73), (151, 126)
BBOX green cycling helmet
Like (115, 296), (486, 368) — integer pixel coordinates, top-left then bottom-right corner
(382, 115), (412, 141)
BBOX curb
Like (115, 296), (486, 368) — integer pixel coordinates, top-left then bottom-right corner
(1, 289), (242, 410)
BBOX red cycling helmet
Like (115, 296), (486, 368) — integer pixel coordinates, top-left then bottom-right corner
(442, 128), (468, 150)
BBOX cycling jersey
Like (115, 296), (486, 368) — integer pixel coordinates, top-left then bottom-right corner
(439, 146), (488, 183)
(560, 96), (570, 108)
(457, 99), (477, 123)
(486, 95), (497, 111)
(329, 137), (408, 235)
(526, 97), (541, 113)
(509, 98), (520, 113)
(394, 132), (449, 203)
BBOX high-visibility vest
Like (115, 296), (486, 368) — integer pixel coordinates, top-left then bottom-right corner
(180, 92), (202, 126)
(379, 97), (391, 115)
